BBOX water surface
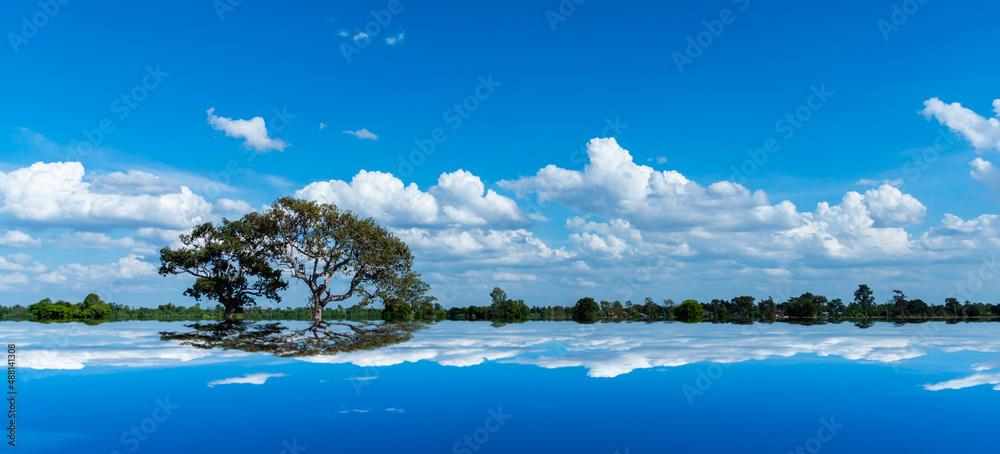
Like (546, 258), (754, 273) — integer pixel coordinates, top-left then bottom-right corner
(5, 320), (998, 453)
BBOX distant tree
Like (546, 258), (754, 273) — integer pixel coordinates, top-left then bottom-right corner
(892, 290), (908, 318)
(572, 297), (601, 323)
(757, 297), (777, 320)
(382, 271), (435, 321)
(488, 287), (528, 321)
(675, 299), (704, 322)
(828, 298), (845, 318)
(159, 219), (286, 321)
(854, 284), (874, 319)
(79, 293), (111, 319)
(944, 297), (963, 317)
(733, 296), (755, 320)
(787, 293), (820, 318)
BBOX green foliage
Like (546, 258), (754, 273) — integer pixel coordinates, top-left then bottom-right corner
(159, 219), (286, 321)
(259, 197), (414, 326)
(854, 284), (875, 319)
(675, 299), (704, 322)
(572, 297), (601, 323)
(489, 287), (529, 321)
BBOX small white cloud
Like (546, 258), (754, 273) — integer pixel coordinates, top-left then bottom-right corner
(655, 156), (667, 164)
(343, 128), (378, 141)
(0, 273), (28, 291)
(208, 372), (287, 388)
(921, 97), (1000, 151)
(856, 178), (903, 187)
(206, 108), (289, 153)
(923, 372), (1000, 391)
(338, 30), (348, 37)
(970, 158), (1000, 192)
(347, 376), (378, 381)
(385, 32), (404, 45)
(0, 230), (40, 248)
(353, 32), (369, 43)
(319, 122), (327, 130)
(385, 408), (405, 413)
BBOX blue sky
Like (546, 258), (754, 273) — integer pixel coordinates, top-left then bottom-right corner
(2, 0), (1000, 308)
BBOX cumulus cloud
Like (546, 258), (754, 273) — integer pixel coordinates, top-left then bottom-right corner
(208, 372), (287, 388)
(206, 108), (288, 153)
(0, 254), (46, 273)
(296, 169), (529, 229)
(969, 157), (1000, 192)
(0, 230), (40, 248)
(56, 232), (151, 252)
(0, 162), (214, 229)
(40, 254), (158, 291)
(343, 128), (378, 141)
(395, 228), (571, 264)
(500, 138), (802, 232)
(921, 97), (1000, 151)
(0, 272), (28, 291)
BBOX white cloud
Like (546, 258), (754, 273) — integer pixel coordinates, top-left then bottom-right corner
(319, 122), (327, 130)
(0, 230), (40, 248)
(856, 178), (903, 187)
(0, 162), (213, 229)
(208, 372), (287, 388)
(500, 138), (802, 232)
(492, 272), (537, 282)
(385, 32), (404, 45)
(859, 185), (926, 227)
(969, 157), (1000, 192)
(0, 272), (28, 291)
(42, 254), (158, 291)
(395, 228), (571, 264)
(924, 372), (1000, 391)
(921, 97), (1000, 151)
(0, 254), (45, 273)
(206, 107), (288, 153)
(343, 128), (378, 141)
(89, 170), (181, 195)
(213, 198), (253, 216)
(56, 232), (151, 252)
(352, 32), (369, 42)
(296, 169), (530, 229)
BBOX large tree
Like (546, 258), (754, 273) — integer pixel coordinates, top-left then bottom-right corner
(159, 219), (286, 321)
(258, 197), (416, 329)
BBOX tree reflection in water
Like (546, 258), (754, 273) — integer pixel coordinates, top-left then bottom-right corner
(159, 320), (424, 357)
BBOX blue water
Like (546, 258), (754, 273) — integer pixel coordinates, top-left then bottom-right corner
(4, 320), (998, 453)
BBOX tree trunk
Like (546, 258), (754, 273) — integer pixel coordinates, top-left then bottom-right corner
(312, 303), (325, 328)
(223, 303), (236, 321)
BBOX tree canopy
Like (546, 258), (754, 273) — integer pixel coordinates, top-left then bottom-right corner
(257, 197), (419, 329)
(159, 219), (286, 321)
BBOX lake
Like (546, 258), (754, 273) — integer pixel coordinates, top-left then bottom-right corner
(4, 320), (998, 453)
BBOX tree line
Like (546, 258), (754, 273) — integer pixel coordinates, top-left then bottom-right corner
(2, 293), (387, 322)
(4, 284), (998, 324)
(443, 284), (1000, 323)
